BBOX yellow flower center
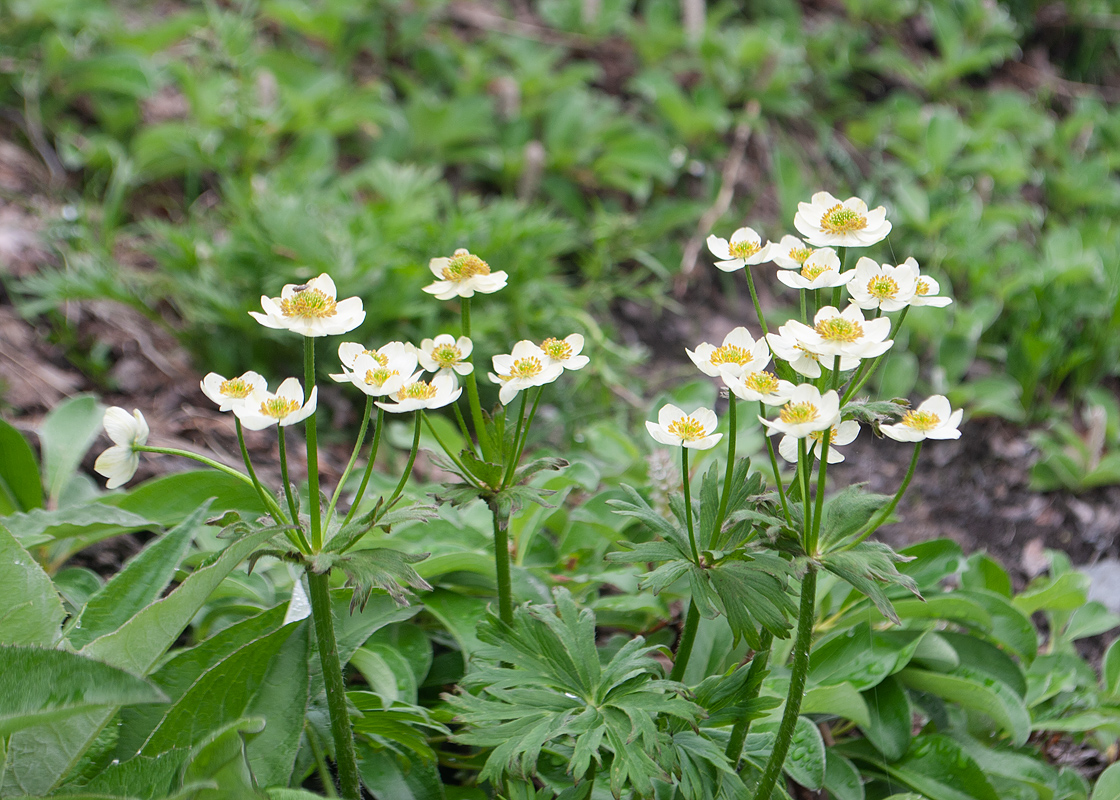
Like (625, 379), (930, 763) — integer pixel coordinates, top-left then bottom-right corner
(441, 250), (491, 281)
(744, 371), (779, 394)
(710, 344), (751, 367)
(363, 350), (389, 366)
(219, 378), (252, 399)
(667, 415), (706, 441)
(815, 317), (864, 342)
(789, 246), (814, 264)
(510, 357), (543, 379)
(801, 262), (829, 281)
(915, 279), (931, 296)
(365, 367), (399, 386)
(260, 396), (300, 418)
(780, 402), (820, 425)
(901, 409), (941, 430)
(867, 275), (899, 300)
(809, 425), (839, 444)
(280, 288), (337, 319)
(728, 239), (761, 260)
(398, 381), (438, 401)
(820, 204), (868, 234)
(541, 337), (572, 361)
(432, 344), (462, 367)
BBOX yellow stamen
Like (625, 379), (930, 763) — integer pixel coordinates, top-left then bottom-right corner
(795, 344), (821, 363)
(363, 350), (389, 366)
(815, 317), (864, 343)
(789, 246), (814, 264)
(867, 275), (899, 300)
(219, 378), (252, 399)
(541, 337), (572, 361)
(819, 204), (868, 234)
(432, 344), (462, 367)
(728, 239), (761, 260)
(710, 344), (751, 367)
(801, 262), (829, 281)
(260, 396), (301, 418)
(915, 279), (931, 296)
(902, 409), (941, 430)
(667, 416), (706, 442)
(510, 357), (543, 379)
(365, 367), (399, 386)
(809, 425), (839, 443)
(744, 371), (779, 394)
(780, 402), (819, 425)
(441, 249), (491, 281)
(280, 287), (337, 319)
(398, 381), (438, 401)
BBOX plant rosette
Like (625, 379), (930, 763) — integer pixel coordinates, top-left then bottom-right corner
(783, 304), (893, 360)
(770, 234), (819, 270)
(759, 384), (841, 439)
(489, 341), (565, 405)
(331, 341), (418, 398)
(880, 395), (963, 441)
(249, 273), (365, 337)
(417, 334), (475, 378)
(423, 248), (508, 299)
(200, 371), (267, 412)
(646, 404), (723, 450)
(899, 257), (953, 307)
(539, 334), (590, 371)
(94, 407), (149, 488)
(706, 227), (773, 272)
(778, 419), (860, 463)
(774, 248), (850, 291)
(686, 327), (769, 380)
(376, 372), (462, 413)
(794, 191), (892, 248)
(766, 325), (861, 379)
(234, 378), (318, 430)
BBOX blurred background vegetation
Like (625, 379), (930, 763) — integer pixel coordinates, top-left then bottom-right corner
(1, 0), (1119, 483)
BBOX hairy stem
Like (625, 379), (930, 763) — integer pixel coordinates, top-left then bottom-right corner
(681, 446), (701, 563)
(386, 410), (422, 507)
(490, 501), (514, 624)
(744, 267), (769, 337)
(759, 403), (793, 526)
(725, 629), (774, 765)
(713, 396), (737, 550)
(304, 338), (323, 552)
(341, 406), (385, 529)
(669, 601), (701, 683)
(275, 428), (302, 536)
(461, 297), (494, 460)
(325, 395), (373, 530)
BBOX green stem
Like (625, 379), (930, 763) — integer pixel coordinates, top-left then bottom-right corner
(681, 447), (701, 563)
(753, 567), (817, 800)
(501, 390), (529, 488)
(304, 338), (323, 552)
(386, 411), (422, 507)
(307, 571), (361, 800)
(842, 306), (909, 404)
(760, 403), (793, 526)
(490, 501), (514, 624)
(507, 387), (543, 487)
(305, 723), (339, 798)
(136, 445), (252, 489)
(422, 413), (482, 489)
(744, 268), (769, 337)
(233, 421), (306, 551)
(809, 429), (831, 557)
(275, 428), (302, 534)
(845, 441), (922, 549)
(668, 601), (700, 683)
(713, 397), (737, 550)
(800, 289), (807, 325)
(798, 439), (812, 553)
(461, 298), (493, 460)
(341, 407), (384, 529)
(725, 629), (774, 765)
(325, 396), (373, 530)
(452, 399), (473, 448)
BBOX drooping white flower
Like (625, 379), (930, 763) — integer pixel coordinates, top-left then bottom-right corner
(539, 334), (590, 371)
(234, 378), (318, 431)
(794, 191), (892, 248)
(759, 385), (841, 439)
(94, 407), (149, 489)
(771, 235), (819, 270)
(774, 248), (850, 291)
(846, 257), (918, 312)
(686, 327), (768, 380)
(706, 227), (773, 272)
(766, 325), (861, 379)
(201, 371), (267, 412)
(880, 395), (962, 442)
(782, 305), (893, 360)
(646, 404), (723, 450)
(331, 341), (418, 398)
(489, 341), (565, 405)
(778, 419), (860, 463)
(376, 372), (463, 413)
(417, 335), (475, 377)
(898, 258), (953, 308)
(724, 370), (796, 406)
(249, 273), (365, 337)
(423, 248), (508, 300)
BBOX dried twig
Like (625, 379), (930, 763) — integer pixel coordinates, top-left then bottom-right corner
(444, 2), (590, 49)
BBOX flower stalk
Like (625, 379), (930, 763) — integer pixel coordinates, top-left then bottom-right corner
(304, 338), (323, 551)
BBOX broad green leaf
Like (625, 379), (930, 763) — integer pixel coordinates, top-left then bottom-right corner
(1, 503), (157, 549)
(1063, 601), (1120, 642)
(961, 553), (1012, 597)
(244, 619), (309, 787)
(77, 749), (188, 798)
(891, 595), (992, 629)
(940, 632), (1027, 698)
(964, 590), (1038, 662)
(1013, 572), (1089, 616)
(1092, 762), (1120, 800)
(0, 418), (43, 513)
(910, 631), (960, 672)
(0, 646), (165, 735)
(53, 567), (103, 609)
(68, 504), (207, 649)
(896, 539), (964, 590)
(784, 715), (825, 791)
(817, 484), (891, 550)
(861, 676), (911, 761)
(352, 644), (419, 707)
(41, 395), (104, 506)
(357, 743), (446, 800)
(414, 551), (495, 580)
(802, 683), (870, 728)
(809, 623), (926, 691)
(839, 734), (999, 800)
(824, 751), (864, 800)
(897, 667), (1030, 746)
(2, 524), (282, 796)
(180, 717), (267, 796)
(0, 522), (64, 646)
(820, 541), (919, 624)
(1103, 638), (1120, 698)
(423, 590), (488, 659)
(108, 471), (268, 526)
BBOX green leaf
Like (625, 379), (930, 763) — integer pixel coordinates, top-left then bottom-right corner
(911, 631), (960, 672)
(839, 734), (1000, 800)
(784, 715), (825, 791)
(939, 632), (1027, 698)
(0, 418), (43, 513)
(963, 589), (1038, 663)
(108, 471), (268, 526)
(0, 522), (64, 646)
(0, 646), (165, 735)
(78, 747), (188, 798)
(1092, 762), (1120, 800)
(824, 750), (865, 800)
(333, 548), (433, 610)
(1013, 571), (1089, 616)
(817, 484), (892, 551)
(422, 590), (489, 659)
(890, 595), (992, 629)
(810, 623), (926, 691)
(68, 504), (207, 649)
(1103, 638), (1120, 698)
(244, 617), (309, 787)
(357, 742), (446, 800)
(706, 554), (795, 647)
(961, 553), (1012, 598)
(801, 682), (870, 727)
(41, 395), (104, 507)
(897, 667), (1031, 746)
(180, 717), (267, 797)
(1, 503), (158, 549)
(1064, 601), (1120, 642)
(820, 541), (920, 624)
(861, 675), (912, 761)
(896, 539), (964, 590)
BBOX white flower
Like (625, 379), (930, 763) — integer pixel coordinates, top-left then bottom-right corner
(423, 248), (508, 300)
(782, 305), (893, 360)
(94, 407), (149, 489)
(539, 334), (590, 371)
(489, 341), (564, 405)
(646, 404), (723, 450)
(706, 227), (773, 272)
(417, 334), (475, 377)
(880, 396), (963, 442)
(686, 327), (768, 380)
(898, 258), (953, 308)
(759, 385), (841, 439)
(249, 273), (365, 337)
(778, 419), (860, 463)
(376, 372), (462, 413)
(846, 257), (918, 312)
(234, 378), (318, 431)
(774, 248), (850, 291)
(771, 235), (819, 270)
(331, 342), (417, 398)
(794, 191), (892, 248)
(724, 370), (796, 406)
(200, 371), (267, 412)
(766, 325), (861, 379)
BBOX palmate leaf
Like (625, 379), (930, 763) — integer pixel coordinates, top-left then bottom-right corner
(819, 541), (921, 624)
(328, 497), (438, 555)
(315, 548), (433, 610)
(607, 485), (690, 553)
